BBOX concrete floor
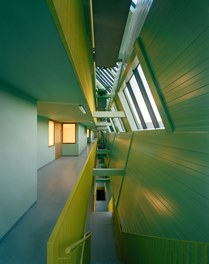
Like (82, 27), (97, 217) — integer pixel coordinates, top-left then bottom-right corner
(0, 145), (92, 264)
(88, 212), (122, 264)
(86, 183), (122, 264)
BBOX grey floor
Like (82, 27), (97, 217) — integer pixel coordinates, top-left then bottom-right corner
(86, 183), (122, 264)
(87, 212), (122, 264)
(0, 145), (121, 264)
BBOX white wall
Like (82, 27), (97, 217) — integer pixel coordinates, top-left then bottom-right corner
(0, 86), (37, 239)
(37, 116), (55, 169)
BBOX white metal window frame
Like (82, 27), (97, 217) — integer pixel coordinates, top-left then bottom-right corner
(118, 57), (164, 131)
(111, 104), (126, 132)
(118, 90), (139, 131)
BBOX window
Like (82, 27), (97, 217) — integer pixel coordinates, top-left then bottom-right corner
(107, 118), (116, 133)
(123, 64), (164, 131)
(87, 129), (90, 138)
(136, 65), (164, 128)
(63, 124), (76, 143)
(124, 86), (143, 130)
(48, 120), (54, 147)
(111, 104), (126, 132)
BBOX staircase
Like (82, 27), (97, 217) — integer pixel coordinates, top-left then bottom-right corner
(88, 212), (123, 264)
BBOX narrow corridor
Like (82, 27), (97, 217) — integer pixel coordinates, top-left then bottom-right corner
(0, 145), (92, 264)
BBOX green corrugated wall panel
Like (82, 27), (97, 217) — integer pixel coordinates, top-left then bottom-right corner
(109, 133), (132, 204)
(117, 130), (209, 242)
(139, 0), (209, 131)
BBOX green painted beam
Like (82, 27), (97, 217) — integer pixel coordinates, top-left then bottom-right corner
(93, 168), (125, 176)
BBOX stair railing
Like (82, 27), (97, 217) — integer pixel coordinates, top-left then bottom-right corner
(63, 231), (93, 264)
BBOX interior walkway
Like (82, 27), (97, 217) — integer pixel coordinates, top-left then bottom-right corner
(86, 182), (122, 264)
(0, 145), (93, 264)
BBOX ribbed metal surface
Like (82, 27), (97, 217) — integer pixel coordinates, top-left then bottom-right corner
(139, 0), (209, 132)
(113, 0), (209, 254)
(117, 130), (209, 242)
(109, 133), (132, 205)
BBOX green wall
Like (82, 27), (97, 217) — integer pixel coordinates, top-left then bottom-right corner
(117, 131), (209, 242)
(0, 86), (37, 239)
(37, 116), (55, 169)
(109, 132), (132, 205)
(139, 0), (209, 133)
(110, 0), (209, 247)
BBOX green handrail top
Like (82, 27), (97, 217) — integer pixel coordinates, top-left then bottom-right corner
(65, 231), (93, 255)
(123, 231), (209, 245)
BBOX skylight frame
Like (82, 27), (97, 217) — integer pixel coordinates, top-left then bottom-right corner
(134, 38), (174, 132)
(123, 87), (142, 130)
(133, 66), (161, 129)
(123, 65), (164, 131)
(126, 79), (147, 129)
(111, 104), (126, 132)
(118, 52), (165, 132)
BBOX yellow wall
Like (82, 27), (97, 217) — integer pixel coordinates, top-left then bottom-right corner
(47, 0), (96, 114)
(47, 141), (97, 263)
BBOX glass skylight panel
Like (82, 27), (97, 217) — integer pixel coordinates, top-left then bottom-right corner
(132, 0), (137, 6)
(124, 87), (143, 130)
(120, 61), (164, 131)
(107, 118), (116, 133)
(137, 64), (163, 127)
(108, 125), (115, 133)
(95, 63), (120, 94)
(130, 0), (137, 12)
(114, 118), (125, 132)
(129, 74), (154, 129)
(111, 105), (126, 132)
(126, 81), (147, 129)
(103, 69), (115, 81)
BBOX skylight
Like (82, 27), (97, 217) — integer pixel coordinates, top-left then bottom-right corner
(123, 64), (164, 131)
(131, 0), (137, 9)
(111, 104), (126, 132)
(96, 63), (120, 93)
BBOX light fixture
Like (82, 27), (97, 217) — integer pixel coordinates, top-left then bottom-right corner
(78, 105), (86, 114)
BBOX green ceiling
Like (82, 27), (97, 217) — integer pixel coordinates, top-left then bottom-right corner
(0, 0), (93, 125)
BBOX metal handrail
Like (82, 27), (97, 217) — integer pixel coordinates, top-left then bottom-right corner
(65, 231), (93, 255)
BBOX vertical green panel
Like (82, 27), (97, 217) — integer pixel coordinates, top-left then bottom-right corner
(192, 244), (198, 264)
(201, 245), (207, 264)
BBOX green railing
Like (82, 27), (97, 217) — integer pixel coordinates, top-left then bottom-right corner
(121, 232), (209, 264)
(47, 141), (97, 264)
(61, 231), (92, 264)
(113, 207), (209, 264)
